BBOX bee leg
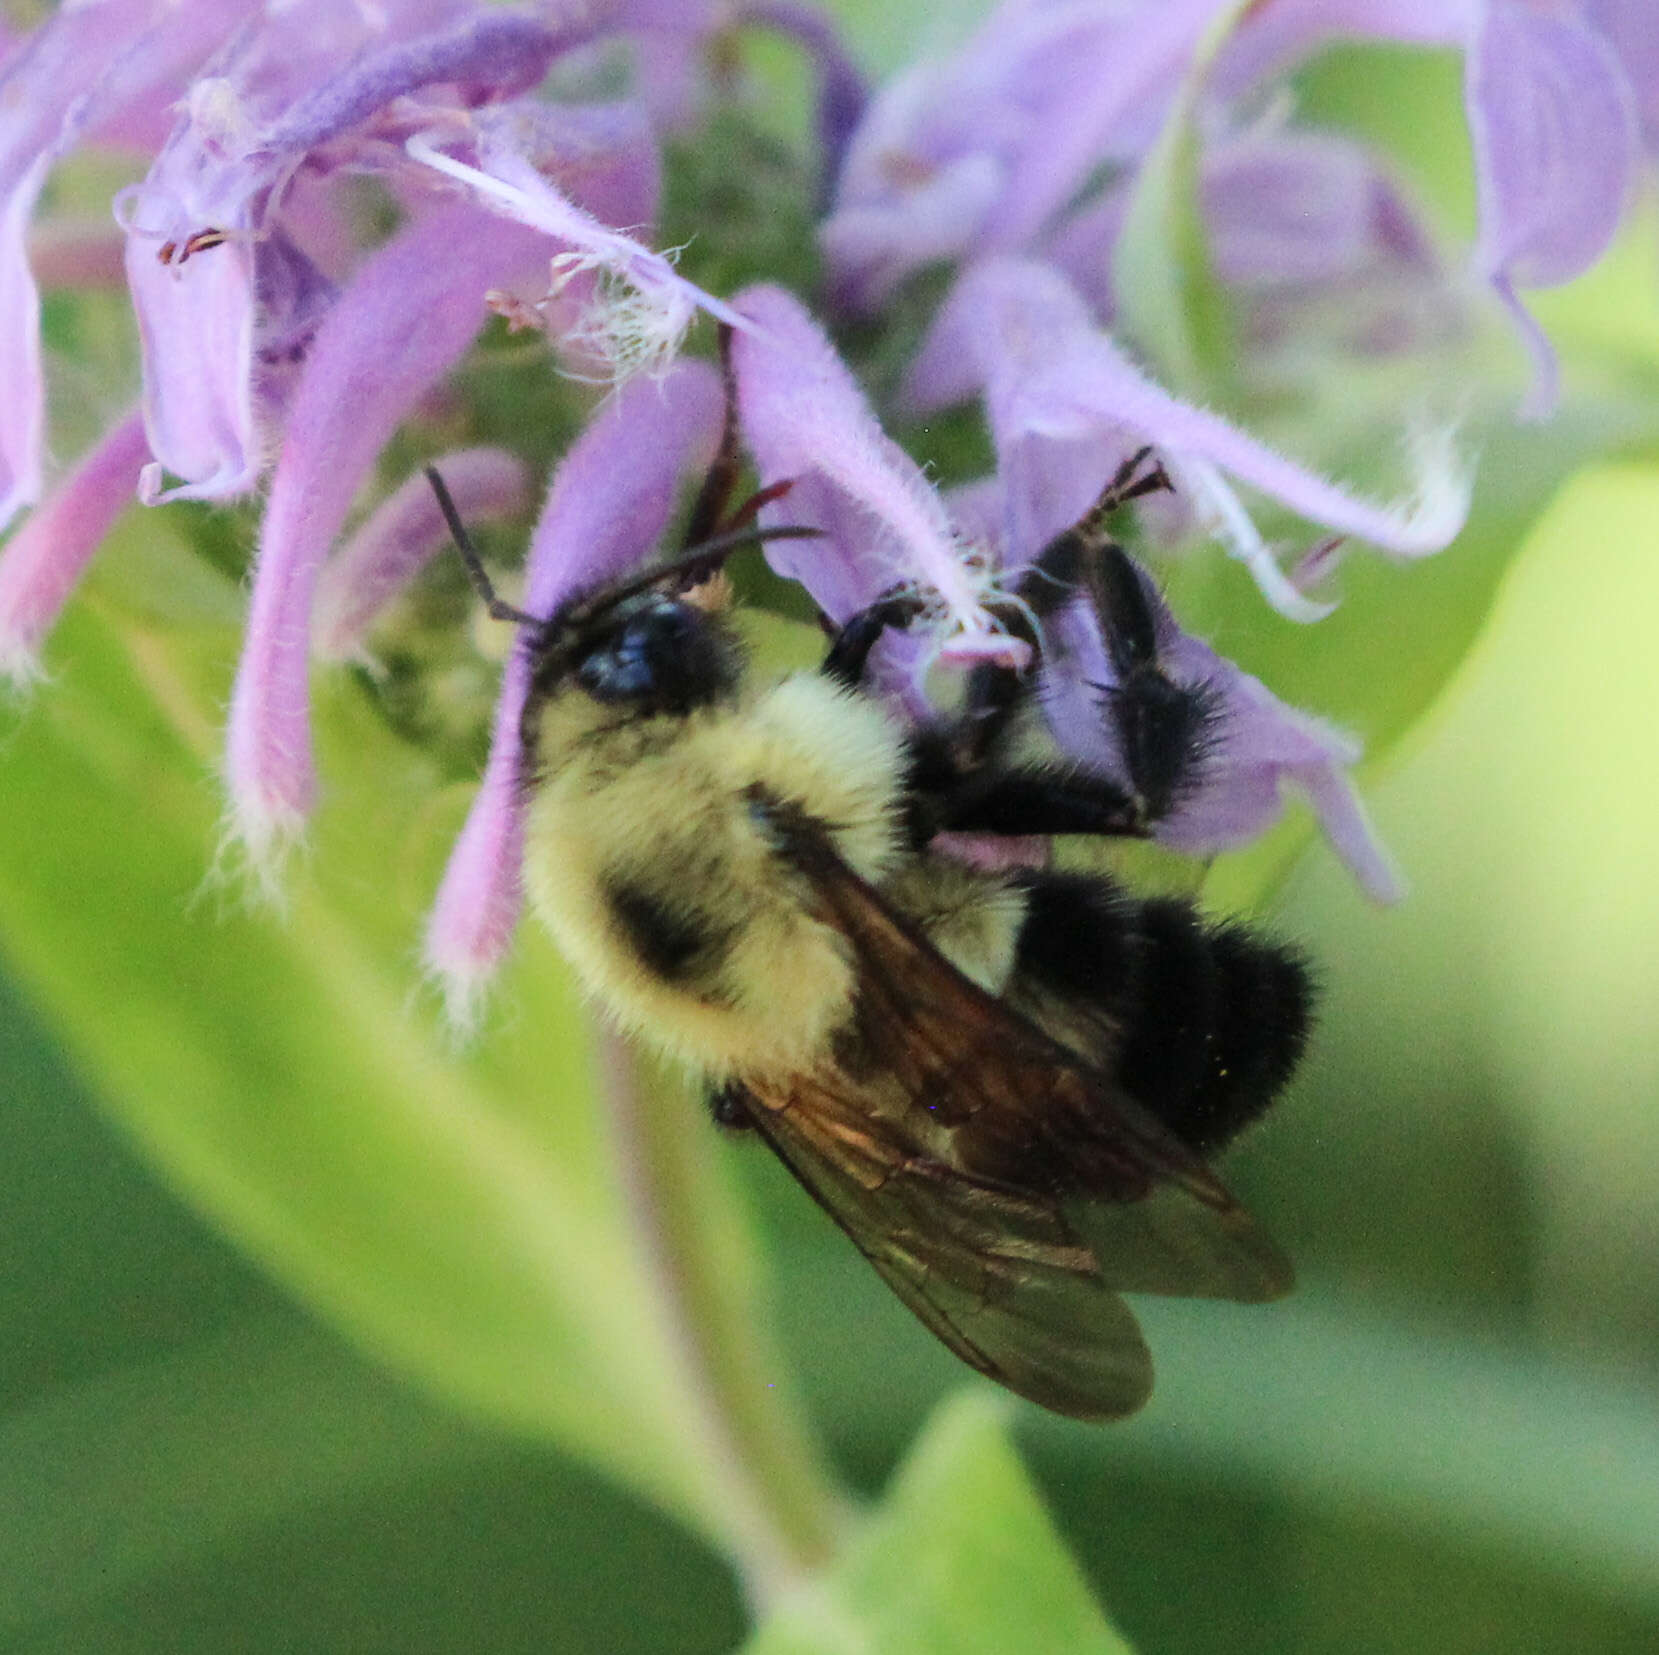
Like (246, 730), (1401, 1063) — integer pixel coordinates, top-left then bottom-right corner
(986, 450), (1214, 826)
(821, 590), (926, 688)
(927, 763), (1145, 839)
(707, 1079), (758, 1132)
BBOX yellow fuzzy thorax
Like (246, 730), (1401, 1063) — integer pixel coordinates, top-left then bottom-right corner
(521, 672), (908, 1077)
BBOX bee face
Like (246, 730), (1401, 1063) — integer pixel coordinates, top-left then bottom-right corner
(570, 596), (739, 713)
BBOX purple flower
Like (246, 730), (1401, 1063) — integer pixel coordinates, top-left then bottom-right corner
(1035, 539), (1404, 901)
(820, 0), (1654, 417)
(417, 264), (1410, 1014)
(1465, 3), (1640, 416)
(0, 0), (770, 871)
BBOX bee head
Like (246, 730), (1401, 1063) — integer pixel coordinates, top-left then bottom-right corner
(564, 588), (741, 713)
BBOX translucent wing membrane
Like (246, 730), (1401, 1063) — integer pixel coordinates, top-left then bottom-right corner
(741, 803), (1292, 1420)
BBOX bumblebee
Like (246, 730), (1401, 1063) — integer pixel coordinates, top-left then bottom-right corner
(428, 373), (1311, 1422)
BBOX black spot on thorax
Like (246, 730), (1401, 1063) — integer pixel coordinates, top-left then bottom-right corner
(602, 875), (732, 990)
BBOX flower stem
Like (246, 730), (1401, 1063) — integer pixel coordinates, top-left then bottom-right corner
(594, 1029), (852, 1610)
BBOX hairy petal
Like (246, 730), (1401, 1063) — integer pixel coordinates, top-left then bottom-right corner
(124, 6), (579, 500)
(312, 447), (534, 661)
(908, 258), (1469, 605)
(0, 409), (149, 687)
(407, 103), (742, 379)
(424, 361), (725, 1020)
(730, 283), (993, 644)
(1048, 125), (1444, 344)
(224, 204), (548, 872)
(250, 10), (570, 159)
(1467, 4), (1639, 415)
(0, 0), (244, 525)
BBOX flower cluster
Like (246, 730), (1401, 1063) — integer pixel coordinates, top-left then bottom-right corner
(1, 0), (1650, 1022)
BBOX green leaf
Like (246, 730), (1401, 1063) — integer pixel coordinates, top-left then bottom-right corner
(743, 1393), (1135, 1655)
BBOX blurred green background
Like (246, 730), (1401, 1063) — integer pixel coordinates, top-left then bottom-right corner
(5, 3), (1659, 1651)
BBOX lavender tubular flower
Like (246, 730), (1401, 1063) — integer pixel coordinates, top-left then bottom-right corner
(226, 204), (550, 869)
(0, 0), (252, 528)
(0, 409), (149, 688)
(907, 258), (1468, 611)
(821, 0), (1656, 418)
(1, 1), (751, 867)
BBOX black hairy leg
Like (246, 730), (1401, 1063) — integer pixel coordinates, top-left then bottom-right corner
(815, 449), (1218, 846)
(965, 447), (1218, 827)
(820, 588), (925, 688)
(1010, 869), (1314, 1156)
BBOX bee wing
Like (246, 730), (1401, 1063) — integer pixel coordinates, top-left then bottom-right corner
(741, 805), (1292, 1416)
(745, 1070), (1156, 1419)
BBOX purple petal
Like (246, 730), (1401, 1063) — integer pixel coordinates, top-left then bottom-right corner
(225, 202), (549, 871)
(126, 221), (259, 504)
(1211, 0), (1463, 96)
(425, 360), (725, 1016)
(908, 258), (1469, 598)
(0, 0), (242, 525)
(979, 0), (1221, 255)
(313, 447), (533, 661)
(729, 283), (992, 642)
(0, 155), (46, 529)
(0, 409), (149, 686)
(1467, 5), (1639, 413)
(820, 0), (1218, 311)
(407, 105), (744, 379)
(251, 12), (575, 160)
(1582, 0), (1659, 151)
(120, 6), (584, 501)
(1469, 6), (1638, 288)
(1202, 129), (1437, 290)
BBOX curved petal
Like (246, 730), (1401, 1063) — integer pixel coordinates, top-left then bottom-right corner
(0, 0), (244, 523)
(0, 409), (149, 686)
(730, 283), (990, 636)
(1039, 553), (1402, 899)
(224, 203), (549, 871)
(909, 258), (1469, 593)
(1467, 4), (1640, 414)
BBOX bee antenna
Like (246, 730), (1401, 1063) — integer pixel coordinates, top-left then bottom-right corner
(424, 465), (542, 628)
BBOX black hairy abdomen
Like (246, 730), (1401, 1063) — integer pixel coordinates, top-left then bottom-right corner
(603, 876), (732, 989)
(1014, 871), (1313, 1156)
